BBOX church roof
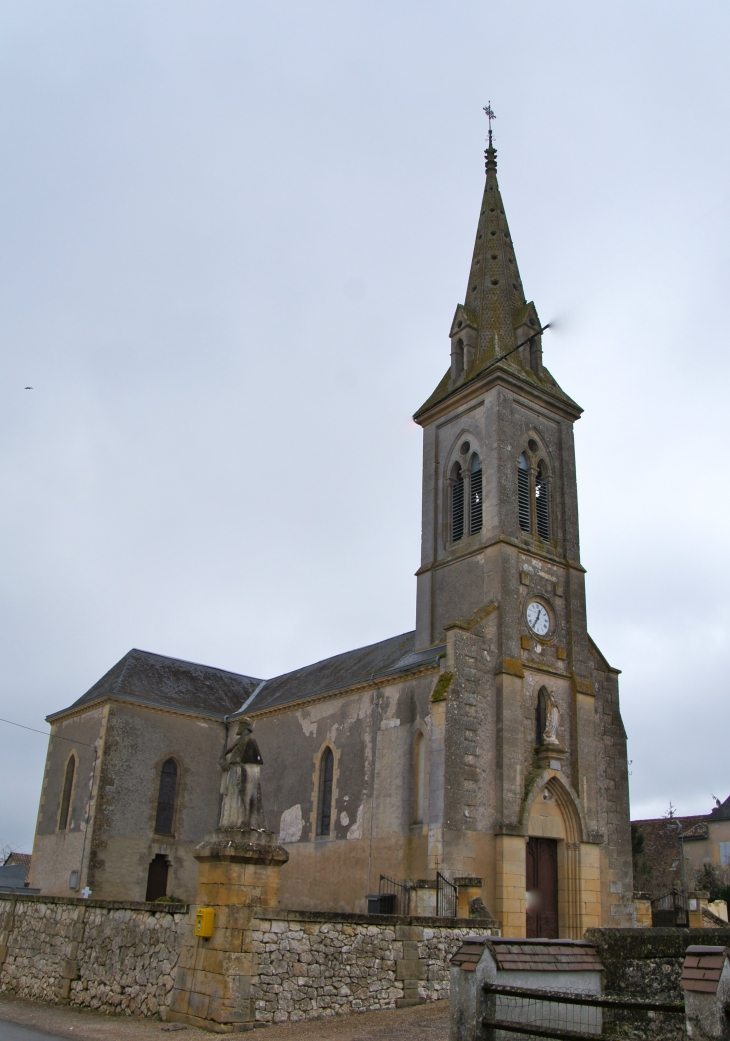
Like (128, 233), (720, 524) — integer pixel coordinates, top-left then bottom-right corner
(49, 633), (445, 723)
(49, 648), (263, 721)
(236, 631), (444, 715)
(414, 139), (581, 422)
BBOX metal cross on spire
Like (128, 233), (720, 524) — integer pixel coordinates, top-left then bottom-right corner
(483, 102), (496, 146)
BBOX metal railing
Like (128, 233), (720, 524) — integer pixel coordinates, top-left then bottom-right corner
(481, 981), (685, 1040)
(377, 874), (410, 916)
(651, 888), (688, 928)
(436, 871), (458, 917)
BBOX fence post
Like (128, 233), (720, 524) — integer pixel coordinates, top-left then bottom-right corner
(681, 944), (730, 1040)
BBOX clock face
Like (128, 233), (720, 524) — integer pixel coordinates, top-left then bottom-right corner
(526, 600), (551, 637)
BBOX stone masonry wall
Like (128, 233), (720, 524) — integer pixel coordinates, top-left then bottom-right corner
(0, 894), (497, 1021)
(0, 895), (188, 1016)
(250, 911), (495, 1023)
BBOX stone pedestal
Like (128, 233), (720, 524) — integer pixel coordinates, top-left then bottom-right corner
(166, 829), (288, 1033)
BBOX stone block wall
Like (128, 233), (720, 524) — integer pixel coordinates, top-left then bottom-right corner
(249, 910), (495, 1023)
(0, 895), (188, 1016)
(0, 893), (498, 1022)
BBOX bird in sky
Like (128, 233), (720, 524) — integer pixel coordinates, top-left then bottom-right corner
(24, 387), (33, 390)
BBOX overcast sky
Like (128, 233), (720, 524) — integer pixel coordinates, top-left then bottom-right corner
(1, 1), (728, 852)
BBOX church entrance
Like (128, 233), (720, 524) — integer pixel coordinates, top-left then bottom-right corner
(145, 854), (169, 901)
(526, 837), (558, 938)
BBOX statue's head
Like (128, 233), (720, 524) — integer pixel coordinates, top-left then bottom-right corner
(236, 716), (253, 735)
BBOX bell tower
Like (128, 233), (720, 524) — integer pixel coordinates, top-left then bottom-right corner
(413, 127), (634, 935)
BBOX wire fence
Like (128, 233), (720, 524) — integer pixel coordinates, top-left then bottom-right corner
(481, 982), (685, 1041)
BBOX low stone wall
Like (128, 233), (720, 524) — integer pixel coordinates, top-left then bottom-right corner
(0, 893), (498, 1021)
(250, 909), (497, 1023)
(0, 894), (188, 1016)
(588, 927), (730, 1041)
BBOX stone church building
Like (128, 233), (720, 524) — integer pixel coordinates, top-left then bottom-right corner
(28, 137), (634, 937)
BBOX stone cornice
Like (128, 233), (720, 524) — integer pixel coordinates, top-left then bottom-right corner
(414, 362), (583, 428)
(417, 535), (585, 576)
(47, 694), (229, 728)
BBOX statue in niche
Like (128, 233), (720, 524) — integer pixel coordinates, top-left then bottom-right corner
(218, 717), (266, 832)
(542, 691), (561, 747)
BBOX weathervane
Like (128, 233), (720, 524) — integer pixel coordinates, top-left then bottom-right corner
(483, 102), (496, 147)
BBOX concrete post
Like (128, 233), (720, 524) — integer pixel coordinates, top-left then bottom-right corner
(166, 828), (288, 1033)
(681, 945), (730, 1040)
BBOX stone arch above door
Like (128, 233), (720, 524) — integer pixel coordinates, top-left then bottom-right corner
(521, 771), (587, 843)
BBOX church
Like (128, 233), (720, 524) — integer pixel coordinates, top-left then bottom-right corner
(28, 133), (635, 938)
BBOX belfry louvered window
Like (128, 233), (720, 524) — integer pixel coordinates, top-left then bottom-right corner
(317, 747), (334, 836)
(535, 462), (550, 540)
(154, 758), (178, 835)
(451, 468), (464, 542)
(518, 454), (530, 532)
(469, 455), (483, 535)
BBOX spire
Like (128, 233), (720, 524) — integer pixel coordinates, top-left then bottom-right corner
(466, 115), (526, 361)
(414, 112), (581, 422)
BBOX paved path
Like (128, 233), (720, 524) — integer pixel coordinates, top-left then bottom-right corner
(0, 996), (450, 1041)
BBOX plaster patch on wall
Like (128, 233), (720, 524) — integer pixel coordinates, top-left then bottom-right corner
(347, 803), (364, 841)
(296, 712), (317, 738)
(279, 804), (304, 843)
(380, 718), (400, 730)
(340, 811), (349, 827)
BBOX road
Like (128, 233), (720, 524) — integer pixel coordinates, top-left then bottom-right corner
(0, 996), (450, 1041)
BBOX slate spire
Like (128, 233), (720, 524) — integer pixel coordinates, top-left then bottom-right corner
(466, 136), (526, 360)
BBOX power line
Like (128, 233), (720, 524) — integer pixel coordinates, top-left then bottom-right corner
(0, 717), (94, 747)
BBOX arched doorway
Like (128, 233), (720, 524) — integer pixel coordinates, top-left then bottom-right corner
(145, 854), (169, 901)
(525, 776), (586, 939)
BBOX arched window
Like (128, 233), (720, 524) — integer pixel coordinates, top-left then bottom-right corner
(317, 748), (334, 836)
(535, 461), (549, 540)
(412, 731), (427, 824)
(58, 754), (76, 831)
(154, 758), (178, 836)
(451, 464), (464, 542)
(518, 453), (530, 532)
(469, 454), (482, 535)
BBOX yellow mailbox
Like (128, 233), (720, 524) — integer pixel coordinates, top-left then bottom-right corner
(194, 907), (215, 938)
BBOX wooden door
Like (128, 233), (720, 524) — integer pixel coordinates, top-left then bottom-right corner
(526, 837), (558, 938)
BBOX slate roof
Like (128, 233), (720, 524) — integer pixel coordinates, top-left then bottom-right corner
(237, 631), (445, 715)
(49, 633), (445, 722)
(451, 937), (604, 973)
(49, 649), (263, 721)
(491, 939), (604, 973)
(682, 947), (729, 993)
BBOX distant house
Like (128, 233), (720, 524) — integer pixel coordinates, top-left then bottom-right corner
(0, 851), (32, 891)
(632, 796), (730, 898)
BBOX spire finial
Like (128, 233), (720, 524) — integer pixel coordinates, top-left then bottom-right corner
(483, 103), (497, 171)
(483, 102), (496, 147)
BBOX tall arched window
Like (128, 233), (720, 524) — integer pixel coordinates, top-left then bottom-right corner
(518, 453), (530, 532)
(535, 461), (549, 540)
(317, 747), (334, 836)
(412, 731), (427, 824)
(58, 754), (76, 831)
(469, 454), (482, 535)
(154, 758), (178, 836)
(451, 464), (464, 542)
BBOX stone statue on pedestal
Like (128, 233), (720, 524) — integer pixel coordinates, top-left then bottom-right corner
(218, 716), (266, 832)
